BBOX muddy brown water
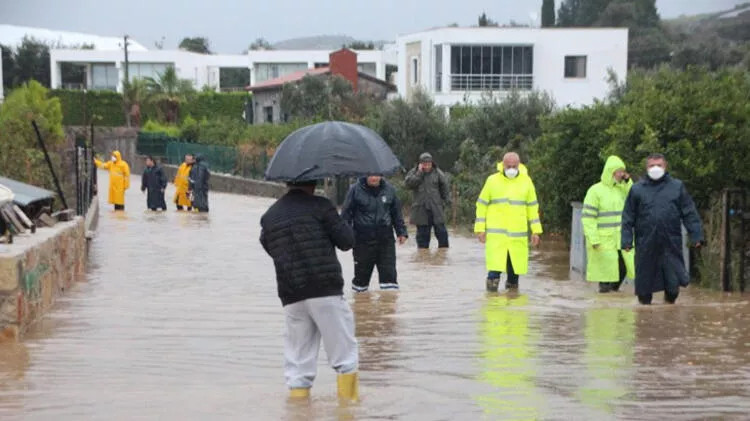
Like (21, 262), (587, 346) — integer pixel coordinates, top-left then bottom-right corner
(0, 172), (748, 420)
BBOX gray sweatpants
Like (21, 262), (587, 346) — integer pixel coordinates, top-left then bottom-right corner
(283, 295), (359, 389)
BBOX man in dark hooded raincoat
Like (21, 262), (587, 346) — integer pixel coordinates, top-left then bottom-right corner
(141, 156), (167, 211)
(621, 154), (704, 305)
(188, 154), (210, 213)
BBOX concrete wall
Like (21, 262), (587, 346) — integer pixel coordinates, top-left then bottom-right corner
(0, 217), (86, 340)
(251, 90), (283, 124)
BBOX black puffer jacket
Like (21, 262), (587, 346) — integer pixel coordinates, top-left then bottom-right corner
(341, 178), (408, 242)
(260, 189), (354, 306)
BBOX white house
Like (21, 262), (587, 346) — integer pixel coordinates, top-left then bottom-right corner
(49, 49), (249, 92)
(396, 27), (628, 108)
(247, 48), (397, 86)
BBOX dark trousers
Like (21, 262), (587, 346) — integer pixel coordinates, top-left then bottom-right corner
(600, 251), (627, 293)
(352, 237), (397, 292)
(114, 204), (124, 211)
(638, 289), (679, 305)
(416, 210), (449, 249)
(488, 253), (519, 285)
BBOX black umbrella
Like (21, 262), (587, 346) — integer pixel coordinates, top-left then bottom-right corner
(264, 121), (401, 182)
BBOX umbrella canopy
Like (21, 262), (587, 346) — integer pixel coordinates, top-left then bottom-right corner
(264, 121), (401, 182)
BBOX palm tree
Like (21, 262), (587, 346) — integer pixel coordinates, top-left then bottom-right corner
(123, 77), (148, 127)
(144, 67), (195, 123)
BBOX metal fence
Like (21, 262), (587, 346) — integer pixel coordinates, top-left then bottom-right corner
(74, 137), (97, 216)
(450, 74), (533, 91)
(137, 132), (177, 157)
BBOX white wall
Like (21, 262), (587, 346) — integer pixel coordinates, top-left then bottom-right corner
(50, 49), (249, 92)
(396, 27), (628, 108)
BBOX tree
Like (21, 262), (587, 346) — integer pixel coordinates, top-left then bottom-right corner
(11, 36), (51, 88)
(557, 0), (611, 27)
(280, 74), (373, 122)
(478, 12), (498, 27)
(248, 38), (273, 51)
(123, 78), (148, 127)
(144, 67), (196, 123)
(346, 41), (376, 50)
(0, 80), (64, 189)
(179, 37), (212, 54)
(542, 0), (556, 27)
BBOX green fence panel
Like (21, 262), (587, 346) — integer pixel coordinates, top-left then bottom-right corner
(137, 132), (178, 157)
(165, 141), (238, 175)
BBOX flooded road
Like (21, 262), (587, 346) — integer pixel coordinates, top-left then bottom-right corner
(1, 171), (749, 420)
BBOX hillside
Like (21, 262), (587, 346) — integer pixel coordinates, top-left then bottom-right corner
(272, 35), (390, 50)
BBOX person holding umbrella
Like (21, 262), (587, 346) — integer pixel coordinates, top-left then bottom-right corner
(341, 174), (408, 293)
(262, 121), (402, 402)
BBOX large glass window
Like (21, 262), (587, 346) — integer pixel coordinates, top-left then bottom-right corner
(450, 45), (533, 75)
(91, 63), (118, 90)
(357, 63), (377, 76)
(128, 63), (171, 80)
(254, 63), (308, 83)
(449, 45), (534, 91)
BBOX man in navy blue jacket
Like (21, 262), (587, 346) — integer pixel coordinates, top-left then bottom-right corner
(342, 175), (408, 293)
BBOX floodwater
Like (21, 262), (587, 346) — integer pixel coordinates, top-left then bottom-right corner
(0, 171), (749, 420)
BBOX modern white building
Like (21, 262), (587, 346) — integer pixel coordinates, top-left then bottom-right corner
(48, 47), (397, 93)
(247, 48), (397, 86)
(396, 27), (628, 108)
(49, 49), (248, 92)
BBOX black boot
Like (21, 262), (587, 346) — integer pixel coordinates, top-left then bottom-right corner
(665, 290), (679, 304)
(638, 294), (653, 305)
(599, 283), (612, 293)
(611, 281), (622, 292)
(486, 278), (500, 292)
(505, 281), (519, 290)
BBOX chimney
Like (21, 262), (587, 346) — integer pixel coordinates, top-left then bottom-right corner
(329, 48), (358, 92)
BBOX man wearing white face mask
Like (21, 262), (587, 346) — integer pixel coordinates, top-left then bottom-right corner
(621, 153), (704, 305)
(475, 152), (543, 292)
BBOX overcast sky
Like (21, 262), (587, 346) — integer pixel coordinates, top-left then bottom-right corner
(0, 0), (742, 53)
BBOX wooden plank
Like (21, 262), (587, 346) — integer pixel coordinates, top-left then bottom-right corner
(1, 206), (25, 234)
(12, 205), (34, 229)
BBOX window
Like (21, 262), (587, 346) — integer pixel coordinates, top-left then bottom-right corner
(254, 63), (307, 83)
(449, 45), (534, 91)
(128, 63), (170, 80)
(264, 106), (274, 123)
(91, 63), (118, 90)
(434, 45), (442, 92)
(357, 63), (377, 76)
(565, 56), (587, 78)
(411, 57), (419, 85)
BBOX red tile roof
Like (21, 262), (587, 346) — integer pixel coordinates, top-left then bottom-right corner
(246, 67), (331, 91)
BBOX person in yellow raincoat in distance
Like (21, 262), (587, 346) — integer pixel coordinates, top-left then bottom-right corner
(94, 150), (130, 211)
(174, 153), (194, 211)
(475, 152), (543, 292)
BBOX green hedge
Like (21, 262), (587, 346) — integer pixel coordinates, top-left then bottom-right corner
(51, 89), (127, 126)
(181, 92), (249, 122)
(50, 89), (250, 126)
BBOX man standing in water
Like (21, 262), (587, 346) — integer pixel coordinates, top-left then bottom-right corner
(622, 153), (703, 305)
(141, 156), (167, 211)
(405, 152), (451, 249)
(475, 152), (542, 292)
(260, 180), (359, 401)
(94, 150), (130, 211)
(188, 154), (210, 213)
(341, 175), (408, 293)
(174, 154), (194, 211)
(582, 156), (635, 293)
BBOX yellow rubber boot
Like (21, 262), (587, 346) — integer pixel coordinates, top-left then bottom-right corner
(337, 372), (359, 402)
(289, 388), (310, 399)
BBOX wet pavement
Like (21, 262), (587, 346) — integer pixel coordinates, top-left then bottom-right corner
(0, 171), (749, 420)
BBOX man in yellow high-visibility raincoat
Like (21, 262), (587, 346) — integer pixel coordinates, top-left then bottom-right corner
(94, 150), (130, 211)
(173, 153), (194, 211)
(475, 152), (542, 292)
(582, 155), (635, 293)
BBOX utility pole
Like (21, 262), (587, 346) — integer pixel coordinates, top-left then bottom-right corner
(123, 34), (130, 88)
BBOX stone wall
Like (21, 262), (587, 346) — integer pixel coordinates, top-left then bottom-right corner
(0, 217), (87, 340)
(64, 126), (139, 165)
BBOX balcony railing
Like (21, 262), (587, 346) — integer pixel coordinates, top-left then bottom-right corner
(450, 74), (533, 91)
